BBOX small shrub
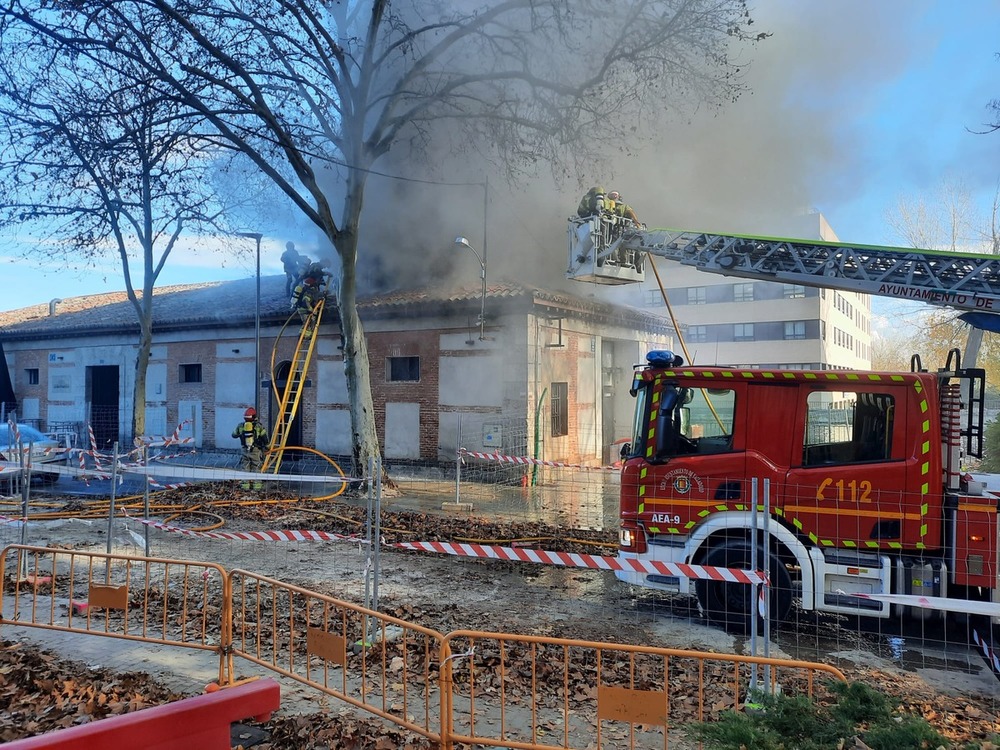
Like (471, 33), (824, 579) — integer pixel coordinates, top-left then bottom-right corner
(686, 680), (951, 750)
(864, 716), (948, 750)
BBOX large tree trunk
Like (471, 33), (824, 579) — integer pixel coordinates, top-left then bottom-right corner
(329, 159), (386, 485)
(131, 315), (153, 441)
(336, 258), (379, 479)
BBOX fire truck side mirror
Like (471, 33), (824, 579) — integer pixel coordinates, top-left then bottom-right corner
(619, 442), (631, 460)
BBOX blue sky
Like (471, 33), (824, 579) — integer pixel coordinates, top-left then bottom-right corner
(1, 1), (999, 314)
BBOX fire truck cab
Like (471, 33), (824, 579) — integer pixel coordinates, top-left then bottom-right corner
(617, 349), (994, 629)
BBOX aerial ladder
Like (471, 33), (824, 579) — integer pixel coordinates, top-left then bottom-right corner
(568, 218), (1000, 315)
(261, 298), (326, 474)
(568, 216), (1000, 364)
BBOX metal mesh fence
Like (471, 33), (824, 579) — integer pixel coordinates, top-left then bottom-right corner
(2, 423), (1000, 728)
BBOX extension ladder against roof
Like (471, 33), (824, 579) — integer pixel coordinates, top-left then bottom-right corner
(262, 298), (325, 474)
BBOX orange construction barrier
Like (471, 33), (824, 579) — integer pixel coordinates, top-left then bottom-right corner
(3, 677), (280, 750)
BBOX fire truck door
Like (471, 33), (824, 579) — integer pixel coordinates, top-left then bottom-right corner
(784, 390), (914, 549)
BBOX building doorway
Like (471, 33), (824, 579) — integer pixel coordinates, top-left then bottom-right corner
(271, 360), (304, 460)
(87, 365), (120, 449)
(602, 342), (617, 454)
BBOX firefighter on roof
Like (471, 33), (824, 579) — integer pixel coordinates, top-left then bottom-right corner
(232, 407), (268, 487)
(280, 241), (311, 296)
(290, 266), (329, 337)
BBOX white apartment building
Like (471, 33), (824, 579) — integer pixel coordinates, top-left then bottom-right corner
(604, 213), (872, 370)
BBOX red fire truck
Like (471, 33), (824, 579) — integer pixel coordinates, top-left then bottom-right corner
(568, 221), (1000, 629)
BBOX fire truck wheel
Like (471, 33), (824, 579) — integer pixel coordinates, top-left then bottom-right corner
(695, 539), (792, 634)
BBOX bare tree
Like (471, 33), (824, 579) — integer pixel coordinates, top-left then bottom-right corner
(884, 179), (1000, 382)
(884, 179), (976, 252)
(0, 19), (227, 440)
(1, 0), (761, 473)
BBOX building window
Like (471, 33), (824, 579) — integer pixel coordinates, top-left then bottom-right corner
(733, 283), (754, 303)
(551, 382), (568, 437)
(644, 289), (664, 307)
(783, 284), (806, 299)
(179, 363), (202, 383)
(734, 323), (754, 342)
(387, 356), (420, 382)
(784, 321), (807, 340)
(688, 325), (708, 343)
(687, 287), (706, 305)
(26, 368), (39, 385)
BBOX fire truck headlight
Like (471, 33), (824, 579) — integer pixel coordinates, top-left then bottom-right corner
(619, 524), (647, 552)
(620, 528), (633, 548)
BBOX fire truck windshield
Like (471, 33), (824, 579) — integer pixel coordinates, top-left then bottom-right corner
(652, 383), (736, 460)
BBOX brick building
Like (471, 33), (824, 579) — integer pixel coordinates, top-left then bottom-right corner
(0, 276), (674, 466)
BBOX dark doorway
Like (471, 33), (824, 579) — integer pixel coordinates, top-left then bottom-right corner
(87, 365), (120, 449)
(272, 360), (304, 460)
(0, 342), (17, 417)
(602, 342), (617, 464)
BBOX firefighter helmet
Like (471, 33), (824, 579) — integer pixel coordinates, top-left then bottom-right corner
(244, 407), (257, 419)
(304, 276), (317, 285)
(608, 191), (621, 201)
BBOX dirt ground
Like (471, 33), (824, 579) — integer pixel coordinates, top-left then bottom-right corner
(3, 485), (1000, 747)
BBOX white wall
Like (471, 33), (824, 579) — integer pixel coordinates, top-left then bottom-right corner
(385, 402), (420, 459)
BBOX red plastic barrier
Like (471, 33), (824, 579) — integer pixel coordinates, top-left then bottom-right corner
(5, 678), (280, 750)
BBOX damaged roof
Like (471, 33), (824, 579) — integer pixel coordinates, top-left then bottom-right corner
(0, 276), (674, 340)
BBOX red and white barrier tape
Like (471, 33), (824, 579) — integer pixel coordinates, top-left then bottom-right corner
(134, 517), (361, 543)
(973, 629), (1000, 674)
(393, 540), (767, 584)
(131, 420), (195, 450)
(146, 476), (196, 490)
(458, 448), (617, 472)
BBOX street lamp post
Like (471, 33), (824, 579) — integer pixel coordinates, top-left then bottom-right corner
(235, 231), (264, 414)
(454, 236), (487, 341)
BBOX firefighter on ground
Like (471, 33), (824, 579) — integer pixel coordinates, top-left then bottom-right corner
(232, 407), (268, 488)
(290, 266), (328, 337)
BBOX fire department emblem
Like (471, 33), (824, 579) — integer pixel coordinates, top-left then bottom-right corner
(659, 468), (704, 495)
